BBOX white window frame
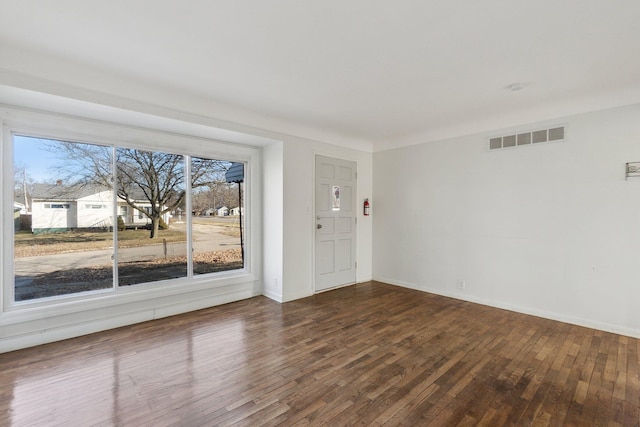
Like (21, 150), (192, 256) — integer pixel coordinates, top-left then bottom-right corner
(1, 106), (260, 316)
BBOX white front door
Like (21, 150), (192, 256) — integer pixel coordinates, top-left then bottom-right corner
(315, 155), (357, 292)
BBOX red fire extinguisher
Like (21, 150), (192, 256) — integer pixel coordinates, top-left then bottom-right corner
(363, 198), (370, 216)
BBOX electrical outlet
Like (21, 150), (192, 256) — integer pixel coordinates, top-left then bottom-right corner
(457, 280), (466, 290)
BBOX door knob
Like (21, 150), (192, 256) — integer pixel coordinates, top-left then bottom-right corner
(317, 224), (322, 229)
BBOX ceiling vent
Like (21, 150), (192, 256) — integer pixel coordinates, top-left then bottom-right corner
(488, 125), (566, 151)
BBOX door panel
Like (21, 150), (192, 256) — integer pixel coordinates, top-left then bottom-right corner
(336, 239), (352, 271)
(315, 155), (357, 291)
(318, 217), (335, 234)
(316, 184), (331, 211)
(319, 163), (335, 178)
(337, 166), (352, 180)
(316, 241), (335, 275)
(335, 217), (352, 234)
(340, 186), (353, 211)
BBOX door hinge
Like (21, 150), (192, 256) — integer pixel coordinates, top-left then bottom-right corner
(355, 261), (358, 269)
(355, 217), (357, 224)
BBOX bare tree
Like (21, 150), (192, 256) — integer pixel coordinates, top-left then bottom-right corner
(50, 141), (227, 238)
(13, 164), (34, 211)
(116, 149), (185, 238)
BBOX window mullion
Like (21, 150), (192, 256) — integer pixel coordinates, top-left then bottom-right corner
(185, 156), (193, 278)
(112, 145), (118, 290)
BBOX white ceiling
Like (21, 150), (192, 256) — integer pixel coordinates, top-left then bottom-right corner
(1, 1), (640, 151)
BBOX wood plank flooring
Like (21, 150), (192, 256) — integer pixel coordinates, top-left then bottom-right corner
(1, 281), (638, 426)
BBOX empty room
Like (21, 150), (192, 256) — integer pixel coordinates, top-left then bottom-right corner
(1, 1), (639, 425)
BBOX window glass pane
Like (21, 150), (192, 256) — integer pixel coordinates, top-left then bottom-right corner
(116, 148), (187, 285)
(332, 185), (341, 211)
(13, 135), (114, 301)
(191, 158), (244, 275)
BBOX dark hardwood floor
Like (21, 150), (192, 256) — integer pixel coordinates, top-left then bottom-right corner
(1, 282), (638, 426)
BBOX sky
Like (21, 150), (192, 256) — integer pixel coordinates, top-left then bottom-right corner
(13, 135), (65, 182)
(13, 135), (234, 186)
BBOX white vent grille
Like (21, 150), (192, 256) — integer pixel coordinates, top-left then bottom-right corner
(488, 125), (566, 151)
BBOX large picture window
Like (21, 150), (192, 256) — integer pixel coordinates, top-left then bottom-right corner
(11, 134), (247, 303)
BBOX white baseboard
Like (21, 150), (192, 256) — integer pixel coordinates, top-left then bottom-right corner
(374, 276), (640, 340)
(262, 288), (283, 303)
(0, 288), (256, 353)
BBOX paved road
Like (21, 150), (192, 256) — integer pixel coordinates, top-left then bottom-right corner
(193, 216), (241, 225)
(14, 223), (241, 281)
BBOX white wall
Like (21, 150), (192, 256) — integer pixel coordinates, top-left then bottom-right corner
(373, 103), (640, 338)
(77, 191), (112, 227)
(281, 135), (373, 302)
(262, 141), (284, 301)
(31, 202), (76, 230)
